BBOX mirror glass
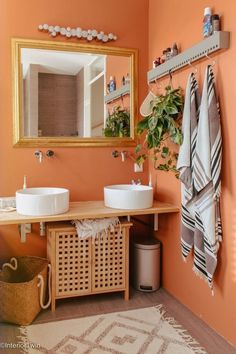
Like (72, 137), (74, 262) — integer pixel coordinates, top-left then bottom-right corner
(12, 39), (137, 147)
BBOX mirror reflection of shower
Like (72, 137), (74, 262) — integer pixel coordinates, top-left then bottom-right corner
(21, 48), (131, 138)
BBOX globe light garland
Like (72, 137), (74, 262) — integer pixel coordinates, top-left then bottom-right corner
(38, 24), (117, 42)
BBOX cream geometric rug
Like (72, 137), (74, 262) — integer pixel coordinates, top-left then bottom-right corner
(20, 305), (207, 354)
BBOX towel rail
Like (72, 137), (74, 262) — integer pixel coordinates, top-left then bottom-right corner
(148, 31), (230, 83)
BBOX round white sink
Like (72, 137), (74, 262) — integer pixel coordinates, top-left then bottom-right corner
(16, 187), (69, 216)
(104, 184), (153, 210)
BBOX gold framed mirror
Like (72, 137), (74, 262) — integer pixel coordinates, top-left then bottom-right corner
(12, 38), (138, 147)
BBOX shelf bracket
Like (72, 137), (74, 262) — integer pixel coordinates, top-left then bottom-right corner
(154, 214), (158, 231)
(19, 223), (31, 243)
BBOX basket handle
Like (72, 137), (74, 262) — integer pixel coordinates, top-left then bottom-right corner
(37, 264), (52, 309)
(1, 257), (18, 271)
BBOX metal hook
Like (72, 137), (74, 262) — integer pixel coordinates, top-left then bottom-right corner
(188, 60), (198, 74)
(168, 69), (173, 87)
(120, 94), (124, 109)
(205, 52), (216, 66)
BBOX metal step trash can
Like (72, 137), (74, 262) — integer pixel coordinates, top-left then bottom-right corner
(132, 238), (161, 292)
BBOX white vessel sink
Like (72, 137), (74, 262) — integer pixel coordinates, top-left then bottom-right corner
(16, 187), (69, 216)
(104, 184), (153, 210)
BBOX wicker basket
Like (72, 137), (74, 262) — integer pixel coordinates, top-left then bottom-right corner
(0, 256), (49, 325)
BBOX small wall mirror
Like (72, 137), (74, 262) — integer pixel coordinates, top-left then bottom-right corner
(12, 38), (138, 147)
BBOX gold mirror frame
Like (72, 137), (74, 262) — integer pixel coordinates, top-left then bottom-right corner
(12, 38), (138, 147)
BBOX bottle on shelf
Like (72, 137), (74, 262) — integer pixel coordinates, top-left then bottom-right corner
(161, 50), (167, 63)
(122, 76), (126, 86)
(153, 57), (161, 68)
(109, 76), (116, 92)
(171, 43), (178, 57)
(211, 14), (221, 33)
(203, 7), (213, 37)
(125, 73), (130, 85)
(166, 47), (172, 60)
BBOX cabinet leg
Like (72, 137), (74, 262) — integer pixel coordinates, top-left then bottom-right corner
(124, 287), (129, 301)
(51, 298), (56, 311)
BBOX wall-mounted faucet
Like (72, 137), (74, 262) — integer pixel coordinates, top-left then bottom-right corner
(34, 150), (43, 163)
(112, 150), (128, 162)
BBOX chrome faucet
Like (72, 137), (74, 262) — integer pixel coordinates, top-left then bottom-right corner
(34, 150), (43, 163)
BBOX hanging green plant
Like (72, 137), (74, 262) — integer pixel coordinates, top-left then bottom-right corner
(135, 85), (184, 176)
(103, 106), (130, 137)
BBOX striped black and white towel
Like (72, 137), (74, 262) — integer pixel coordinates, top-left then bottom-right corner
(177, 72), (200, 261)
(192, 65), (222, 291)
(177, 66), (222, 292)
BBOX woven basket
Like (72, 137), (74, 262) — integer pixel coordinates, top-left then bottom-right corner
(0, 256), (49, 325)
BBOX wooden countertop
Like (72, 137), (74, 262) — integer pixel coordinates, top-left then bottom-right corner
(0, 200), (179, 225)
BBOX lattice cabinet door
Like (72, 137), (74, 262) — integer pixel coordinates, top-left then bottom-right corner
(47, 223), (92, 311)
(92, 224), (129, 298)
(55, 230), (92, 298)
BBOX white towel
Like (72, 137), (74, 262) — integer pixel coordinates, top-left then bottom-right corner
(72, 217), (120, 240)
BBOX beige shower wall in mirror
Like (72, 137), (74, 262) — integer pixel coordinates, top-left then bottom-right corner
(12, 38), (138, 147)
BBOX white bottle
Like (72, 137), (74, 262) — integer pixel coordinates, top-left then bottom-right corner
(203, 7), (212, 38)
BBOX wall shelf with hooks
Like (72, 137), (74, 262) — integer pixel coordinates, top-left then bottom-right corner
(148, 31), (230, 83)
(105, 84), (130, 104)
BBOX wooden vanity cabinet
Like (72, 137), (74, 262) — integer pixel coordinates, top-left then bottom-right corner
(46, 221), (132, 311)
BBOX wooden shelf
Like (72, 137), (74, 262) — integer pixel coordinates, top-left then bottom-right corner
(105, 84), (130, 104)
(0, 200), (179, 225)
(148, 31), (230, 83)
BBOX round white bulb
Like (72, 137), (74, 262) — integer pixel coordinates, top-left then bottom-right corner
(38, 24), (43, 30)
(102, 35), (108, 42)
(87, 29), (92, 35)
(66, 31), (72, 38)
(76, 27), (82, 32)
(43, 24), (49, 30)
(54, 25), (61, 32)
(48, 26), (54, 33)
(108, 33), (113, 40)
(82, 30), (88, 38)
(100, 31), (104, 35)
(60, 28), (66, 35)
(97, 33), (103, 40)
(66, 27), (71, 31)
(87, 34), (93, 41)
(92, 29), (97, 37)
(51, 32), (57, 37)
(113, 35), (117, 40)
(71, 29), (76, 36)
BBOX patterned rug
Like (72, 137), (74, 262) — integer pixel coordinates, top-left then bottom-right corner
(19, 305), (207, 354)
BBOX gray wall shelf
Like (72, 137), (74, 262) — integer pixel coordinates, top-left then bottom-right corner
(105, 84), (130, 104)
(148, 31), (230, 83)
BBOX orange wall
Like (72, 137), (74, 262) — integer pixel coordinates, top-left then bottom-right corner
(0, 0), (149, 258)
(149, 0), (236, 346)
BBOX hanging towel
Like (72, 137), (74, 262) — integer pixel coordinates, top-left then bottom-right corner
(177, 72), (200, 259)
(192, 65), (222, 290)
(72, 217), (120, 241)
(140, 91), (156, 117)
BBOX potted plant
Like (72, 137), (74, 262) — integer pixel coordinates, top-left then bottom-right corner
(135, 85), (184, 176)
(103, 106), (130, 137)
